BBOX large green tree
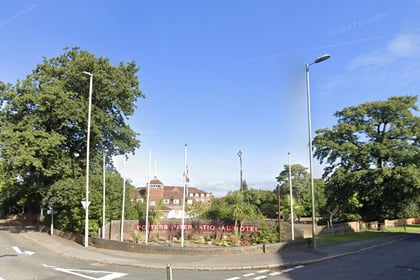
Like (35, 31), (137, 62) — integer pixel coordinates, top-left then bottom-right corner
(313, 95), (420, 222)
(276, 164), (325, 220)
(276, 164), (309, 204)
(0, 47), (144, 219)
(244, 188), (277, 219)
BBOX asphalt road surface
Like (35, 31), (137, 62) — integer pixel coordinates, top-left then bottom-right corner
(1, 221), (419, 280)
(271, 234), (420, 280)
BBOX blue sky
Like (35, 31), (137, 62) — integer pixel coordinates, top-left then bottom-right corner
(1, 1), (419, 197)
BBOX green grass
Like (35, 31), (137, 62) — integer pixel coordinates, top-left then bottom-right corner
(317, 225), (420, 247)
(384, 224), (420, 233)
(317, 231), (401, 247)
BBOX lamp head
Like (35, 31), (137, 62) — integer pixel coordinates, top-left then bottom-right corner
(314, 54), (331, 64)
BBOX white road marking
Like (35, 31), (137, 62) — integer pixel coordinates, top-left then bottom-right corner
(42, 264), (127, 279)
(226, 265), (304, 280)
(12, 246), (35, 256)
(282, 265), (304, 273)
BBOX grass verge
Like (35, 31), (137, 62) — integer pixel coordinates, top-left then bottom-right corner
(317, 231), (398, 247)
(383, 224), (420, 233)
(316, 225), (420, 247)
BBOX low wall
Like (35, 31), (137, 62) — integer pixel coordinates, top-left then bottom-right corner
(103, 220), (275, 242)
(90, 236), (310, 256)
(37, 224), (85, 245)
(385, 218), (420, 227)
(318, 218), (420, 236)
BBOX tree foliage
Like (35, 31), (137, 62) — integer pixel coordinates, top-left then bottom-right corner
(276, 164), (309, 203)
(244, 188), (277, 219)
(313, 95), (420, 221)
(276, 164), (326, 220)
(0, 47), (144, 230)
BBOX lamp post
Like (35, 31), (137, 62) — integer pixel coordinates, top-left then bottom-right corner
(82, 71), (93, 248)
(305, 54), (330, 249)
(237, 150), (243, 196)
(120, 155), (127, 242)
(102, 152), (106, 239)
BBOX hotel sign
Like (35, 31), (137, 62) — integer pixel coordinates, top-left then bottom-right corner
(134, 223), (259, 233)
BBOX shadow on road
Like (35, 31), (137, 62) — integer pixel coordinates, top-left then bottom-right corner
(0, 219), (37, 234)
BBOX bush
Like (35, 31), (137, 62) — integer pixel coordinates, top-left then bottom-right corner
(131, 230), (144, 243)
(250, 223), (278, 244)
(218, 235), (230, 246)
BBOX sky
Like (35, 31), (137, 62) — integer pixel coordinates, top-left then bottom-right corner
(1, 1), (419, 197)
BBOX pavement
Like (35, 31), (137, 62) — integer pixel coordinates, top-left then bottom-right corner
(16, 227), (413, 271)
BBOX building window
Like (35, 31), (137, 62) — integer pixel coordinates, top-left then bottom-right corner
(187, 199), (193, 205)
(173, 199), (179, 205)
(195, 193), (199, 197)
(163, 199), (169, 205)
(150, 200), (156, 206)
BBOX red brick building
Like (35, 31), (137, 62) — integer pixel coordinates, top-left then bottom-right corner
(131, 178), (212, 219)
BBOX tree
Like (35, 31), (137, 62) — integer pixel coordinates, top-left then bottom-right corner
(276, 164), (325, 220)
(313, 96), (420, 223)
(244, 188), (277, 219)
(0, 47), (144, 219)
(276, 164), (309, 204)
(186, 200), (209, 219)
(205, 197), (230, 221)
(225, 191), (259, 239)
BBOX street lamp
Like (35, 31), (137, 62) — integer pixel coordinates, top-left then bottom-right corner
(82, 71), (93, 248)
(102, 152), (106, 239)
(305, 54), (330, 249)
(237, 150), (243, 196)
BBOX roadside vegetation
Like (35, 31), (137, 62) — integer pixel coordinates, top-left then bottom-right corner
(0, 48), (419, 244)
(317, 225), (420, 247)
(317, 231), (401, 247)
(384, 224), (420, 234)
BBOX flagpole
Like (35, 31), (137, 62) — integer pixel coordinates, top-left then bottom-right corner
(145, 152), (151, 245)
(181, 144), (188, 247)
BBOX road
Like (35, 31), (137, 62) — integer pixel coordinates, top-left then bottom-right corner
(0, 226), (171, 279)
(273, 234), (420, 280)
(0, 221), (419, 279)
(188, 234), (420, 280)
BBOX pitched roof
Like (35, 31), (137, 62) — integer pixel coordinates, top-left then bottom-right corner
(149, 179), (163, 185)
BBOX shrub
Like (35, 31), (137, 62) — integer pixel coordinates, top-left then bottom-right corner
(250, 223), (278, 244)
(131, 230), (144, 243)
(218, 235), (230, 246)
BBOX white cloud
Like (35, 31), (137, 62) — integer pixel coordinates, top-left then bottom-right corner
(349, 49), (393, 70)
(388, 33), (420, 57)
(349, 33), (420, 70)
